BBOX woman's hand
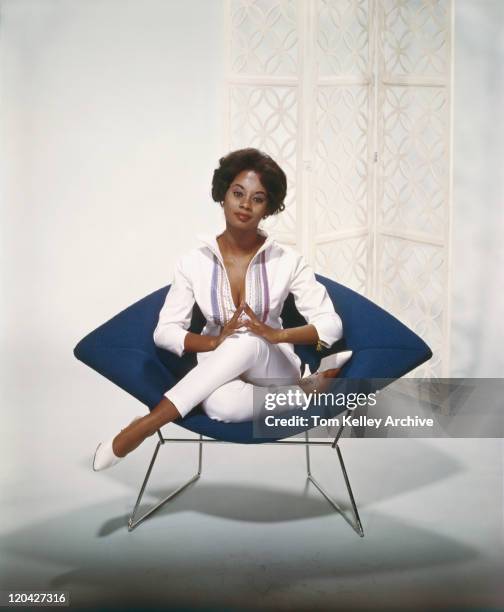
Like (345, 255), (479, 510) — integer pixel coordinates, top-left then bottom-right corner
(214, 301), (247, 349)
(241, 302), (280, 344)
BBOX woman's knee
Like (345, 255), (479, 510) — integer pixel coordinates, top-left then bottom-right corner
(202, 384), (254, 423)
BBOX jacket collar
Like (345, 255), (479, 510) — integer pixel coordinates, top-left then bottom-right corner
(196, 227), (274, 263)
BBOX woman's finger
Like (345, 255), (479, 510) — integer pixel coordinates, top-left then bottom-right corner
(243, 302), (259, 320)
(230, 316), (242, 329)
(244, 320), (262, 335)
(230, 303), (245, 321)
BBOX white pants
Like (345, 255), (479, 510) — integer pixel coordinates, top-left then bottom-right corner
(164, 332), (304, 423)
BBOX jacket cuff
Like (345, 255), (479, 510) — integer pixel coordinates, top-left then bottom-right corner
(311, 313), (343, 350)
(153, 325), (189, 358)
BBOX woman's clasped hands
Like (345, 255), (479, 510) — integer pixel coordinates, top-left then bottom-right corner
(214, 300), (280, 349)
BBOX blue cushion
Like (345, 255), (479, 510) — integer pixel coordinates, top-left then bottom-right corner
(74, 277), (432, 444)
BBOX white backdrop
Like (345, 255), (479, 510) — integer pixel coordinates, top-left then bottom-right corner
(0, 0), (502, 425)
(1, 0), (225, 358)
(0, 0), (227, 501)
(450, 0), (504, 377)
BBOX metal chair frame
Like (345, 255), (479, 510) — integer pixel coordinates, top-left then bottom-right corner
(128, 409), (364, 537)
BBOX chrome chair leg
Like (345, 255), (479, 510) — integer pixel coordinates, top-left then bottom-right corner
(304, 430), (311, 476)
(304, 429), (364, 537)
(335, 442), (364, 537)
(128, 434), (203, 531)
(127, 428), (363, 536)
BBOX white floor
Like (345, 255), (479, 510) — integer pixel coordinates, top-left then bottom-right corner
(1, 402), (503, 612)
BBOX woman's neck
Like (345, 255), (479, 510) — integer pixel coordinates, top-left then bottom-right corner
(218, 226), (264, 256)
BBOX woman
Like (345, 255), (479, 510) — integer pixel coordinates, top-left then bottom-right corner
(93, 148), (352, 471)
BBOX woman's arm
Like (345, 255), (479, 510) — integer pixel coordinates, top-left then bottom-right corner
(153, 257), (196, 357)
(183, 331), (219, 353)
(287, 253), (343, 349)
(274, 324), (320, 346)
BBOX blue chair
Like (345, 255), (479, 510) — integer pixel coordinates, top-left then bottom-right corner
(74, 275), (432, 535)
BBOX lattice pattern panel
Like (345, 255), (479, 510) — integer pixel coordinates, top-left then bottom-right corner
(314, 85), (370, 236)
(377, 236), (444, 377)
(317, 0), (370, 76)
(229, 0), (298, 75)
(315, 235), (369, 295)
(228, 84), (298, 236)
(226, 0), (452, 377)
(379, 86), (448, 238)
(381, 0), (450, 78)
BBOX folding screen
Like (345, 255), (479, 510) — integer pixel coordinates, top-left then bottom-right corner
(224, 0), (453, 376)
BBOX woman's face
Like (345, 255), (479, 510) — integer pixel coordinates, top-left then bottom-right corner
(222, 169), (269, 231)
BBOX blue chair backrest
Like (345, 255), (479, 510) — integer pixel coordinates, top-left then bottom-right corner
(75, 275), (432, 383)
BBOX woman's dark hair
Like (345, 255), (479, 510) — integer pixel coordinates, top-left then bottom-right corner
(211, 148), (287, 217)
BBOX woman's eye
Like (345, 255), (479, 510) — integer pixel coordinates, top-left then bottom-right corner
(232, 191), (265, 204)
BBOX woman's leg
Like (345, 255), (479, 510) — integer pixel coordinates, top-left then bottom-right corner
(202, 378), (259, 423)
(201, 341), (308, 423)
(111, 397), (180, 457)
(202, 342), (344, 423)
(163, 333), (274, 417)
(112, 333), (270, 456)
(112, 333), (341, 455)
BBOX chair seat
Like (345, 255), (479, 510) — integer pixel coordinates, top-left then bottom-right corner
(170, 408), (268, 444)
(74, 276), (432, 443)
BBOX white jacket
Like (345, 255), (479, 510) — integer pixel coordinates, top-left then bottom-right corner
(153, 228), (343, 370)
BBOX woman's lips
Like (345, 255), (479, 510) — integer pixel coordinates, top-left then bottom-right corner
(235, 213), (252, 222)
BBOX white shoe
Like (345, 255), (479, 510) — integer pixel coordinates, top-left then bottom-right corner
(317, 350), (353, 374)
(92, 416), (143, 472)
